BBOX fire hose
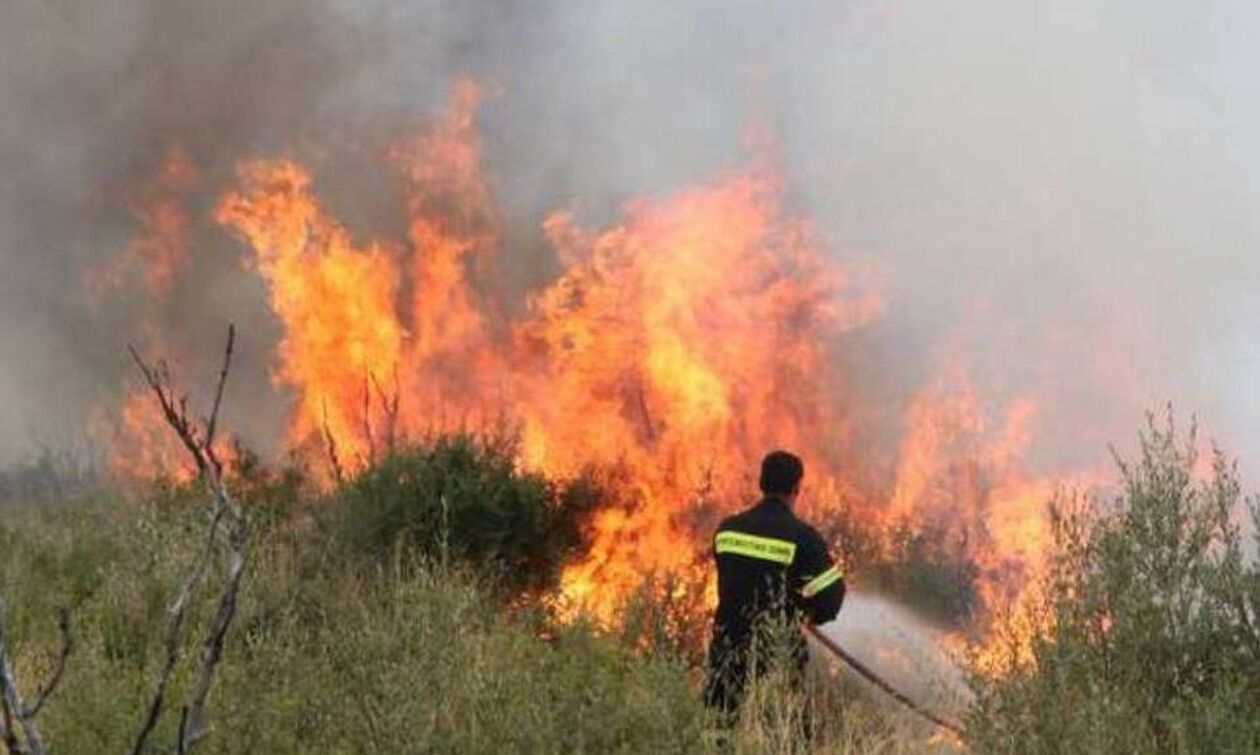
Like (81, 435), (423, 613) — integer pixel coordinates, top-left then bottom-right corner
(804, 623), (965, 737)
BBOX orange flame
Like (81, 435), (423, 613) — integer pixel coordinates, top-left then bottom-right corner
(100, 79), (1113, 648)
(517, 162), (879, 616)
(216, 159), (407, 469)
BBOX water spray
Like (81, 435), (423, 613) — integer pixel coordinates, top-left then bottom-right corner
(804, 623), (965, 737)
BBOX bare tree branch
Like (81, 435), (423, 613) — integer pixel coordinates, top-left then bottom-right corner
(0, 602), (22, 755)
(0, 597), (47, 755)
(128, 507), (225, 755)
(202, 324), (236, 469)
(127, 346), (207, 478)
(179, 525), (246, 749)
(175, 707), (189, 755)
(1, 691), (20, 755)
(126, 325), (249, 755)
(22, 609), (71, 719)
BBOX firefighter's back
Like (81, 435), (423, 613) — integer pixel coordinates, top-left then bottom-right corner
(711, 497), (813, 643)
(703, 451), (846, 722)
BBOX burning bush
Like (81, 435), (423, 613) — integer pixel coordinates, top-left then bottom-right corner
(335, 433), (600, 595)
(869, 523), (981, 626)
(967, 413), (1260, 754)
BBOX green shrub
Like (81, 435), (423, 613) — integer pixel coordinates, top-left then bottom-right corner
(967, 413), (1260, 755)
(1, 502), (707, 754)
(336, 434), (599, 594)
(0, 461), (940, 755)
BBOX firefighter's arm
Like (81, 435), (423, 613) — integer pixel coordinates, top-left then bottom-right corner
(797, 530), (845, 625)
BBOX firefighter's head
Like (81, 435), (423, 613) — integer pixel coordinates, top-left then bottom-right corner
(759, 450), (804, 503)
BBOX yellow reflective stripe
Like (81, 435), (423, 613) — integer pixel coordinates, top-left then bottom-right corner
(801, 565), (843, 598)
(715, 531), (797, 564)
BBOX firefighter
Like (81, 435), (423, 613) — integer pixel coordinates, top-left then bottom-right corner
(703, 450), (846, 724)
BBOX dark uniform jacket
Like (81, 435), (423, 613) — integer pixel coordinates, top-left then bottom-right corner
(704, 495), (845, 715)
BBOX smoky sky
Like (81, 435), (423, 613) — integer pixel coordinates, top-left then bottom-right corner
(2, 0), (1258, 477)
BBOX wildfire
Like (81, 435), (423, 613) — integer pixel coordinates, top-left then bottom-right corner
(216, 159), (408, 469)
(98, 78), (1106, 645)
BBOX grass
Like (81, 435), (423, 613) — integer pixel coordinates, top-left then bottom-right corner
(6, 414), (1252, 754)
(0, 491), (942, 754)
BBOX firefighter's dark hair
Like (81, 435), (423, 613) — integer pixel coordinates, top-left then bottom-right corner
(759, 450), (804, 496)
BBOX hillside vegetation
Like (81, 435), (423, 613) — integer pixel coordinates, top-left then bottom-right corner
(0, 416), (1255, 754)
(0, 440), (932, 755)
(967, 416), (1260, 754)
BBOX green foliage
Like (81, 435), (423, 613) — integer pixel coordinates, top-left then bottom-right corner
(967, 413), (1260, 755)
(0, 501), (705, 754)
(0, 469), (937, 755)
(335, 434), (599, 594)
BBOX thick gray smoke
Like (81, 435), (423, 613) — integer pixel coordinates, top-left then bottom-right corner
(2, 0), (1258, 476)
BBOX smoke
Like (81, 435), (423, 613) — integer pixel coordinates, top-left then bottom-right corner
(2, 0), (1258, 476)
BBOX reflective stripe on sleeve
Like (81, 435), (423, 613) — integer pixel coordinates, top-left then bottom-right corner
(714, 531), (797, 564)
(801, 565), (844, 598)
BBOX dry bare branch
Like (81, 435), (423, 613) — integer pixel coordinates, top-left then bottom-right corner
(179, 526), (245, 749)
(0, 596), (47, 755)
(22, 609), (71, 720)
(128, 506), (224, 755)
(175, 707), (189, 755)
(1, 693), (19, 755)
(202, 325), (236, 471)
(127, 348), (206, 478)
(127, 325), (248, 755)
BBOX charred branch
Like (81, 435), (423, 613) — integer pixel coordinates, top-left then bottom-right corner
(361, 375), (376, 470)
(633, 383), (657, 444)
(367, 365), (403, 453)
(321, 400), (345, 485)
(371, 368), (401, 456)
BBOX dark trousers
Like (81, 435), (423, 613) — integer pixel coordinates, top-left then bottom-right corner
(703, 633), (811, 727)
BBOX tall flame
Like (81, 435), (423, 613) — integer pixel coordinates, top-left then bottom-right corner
(102, 79), (1112, 638)
(216, 160), (406, 468)
(517, 163), (878, 612)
